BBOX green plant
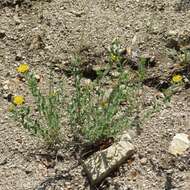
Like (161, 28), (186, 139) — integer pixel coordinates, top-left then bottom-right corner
(108, 39), (126, 68)
(162, 73), (184, 103)
(68, 41), (140, 143)
(10, 67), (63, 147)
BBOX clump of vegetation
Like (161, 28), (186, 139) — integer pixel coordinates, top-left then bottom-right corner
(68, 40), (143, 143)
(163, 73), (184, 102)
(9, 40), (157, 148)
(9, 64), (63, 147)
(164, 45), (189, 101)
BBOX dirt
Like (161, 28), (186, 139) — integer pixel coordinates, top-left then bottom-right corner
(0, 0), (190, 189)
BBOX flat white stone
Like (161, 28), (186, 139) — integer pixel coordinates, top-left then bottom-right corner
(169, 133), (190, 156)
(83, 139), (135, 185)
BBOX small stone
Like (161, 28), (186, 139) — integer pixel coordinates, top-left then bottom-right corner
(169, 133), (190, 156)
(110, 70), (120, 78)
(0, 119), (4, 124)
(54, 67), (60, 72)
(3, 84), (9, 91)
(2, 80), (10, 91)
(70, 10), (85, 17)
(83, 139), (135, 185)
(140, 157), (148, 165)
(34, 74), (41, 82)
(15, 51), (22, 61)
(155, 92), (165, 99)
(168, 30), (178, 37)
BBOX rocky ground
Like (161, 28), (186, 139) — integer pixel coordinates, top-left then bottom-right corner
(0, 0), (190, 189)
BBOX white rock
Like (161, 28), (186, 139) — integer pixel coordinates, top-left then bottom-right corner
(120, 133), (132, 141)
(3, 84), (9, 90)
(110, 70), (120, 78)
(168, 30), (178, 36)
(83, 139), (135, 185)
(169, 133), (190, 156)
(140, 157), (147, 165)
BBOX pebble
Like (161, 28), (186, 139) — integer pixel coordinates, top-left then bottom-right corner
(15, 51), (22, 61)
(70, 10), (85, 17)
(110, 70), (120, 78)
(3, 84), (9, 91)
(169, 133), (190, 156)
(34, 74), (41, 82)
(2, 80), (11, 91)
(0, 119), (5, 124)
(140, 157), (148, 165)
(168, 30), (178, 37)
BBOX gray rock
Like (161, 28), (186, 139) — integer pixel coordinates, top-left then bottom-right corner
(83, 138), (135, 185)
(169, 133), (190, 156)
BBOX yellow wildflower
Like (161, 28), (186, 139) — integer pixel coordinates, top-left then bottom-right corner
(12, 95), (25, 106)
(111, 53), (118, 62)
(17, 63), (29, 73)
(172, 74), (183, 83)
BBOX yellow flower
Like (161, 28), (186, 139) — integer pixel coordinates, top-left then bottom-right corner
(172, 74), (183, 83)
(17, 63), (29, 73)
(111, 53), (118, 62)
(12, 95), (25, 106)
